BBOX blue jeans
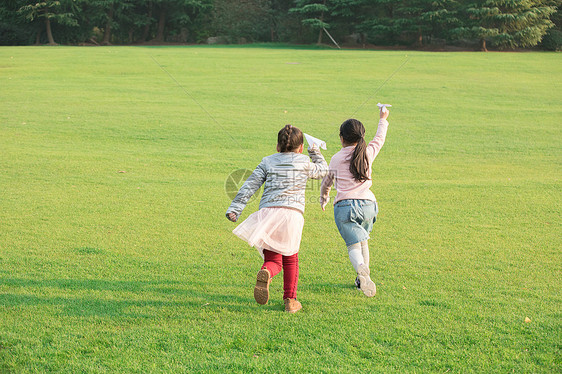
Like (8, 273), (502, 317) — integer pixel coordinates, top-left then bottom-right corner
(334, 199), (378, 246)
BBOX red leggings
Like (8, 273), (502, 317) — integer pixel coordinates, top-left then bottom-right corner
(262, 249), (299, 300)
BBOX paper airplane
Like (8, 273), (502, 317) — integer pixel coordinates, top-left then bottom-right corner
(304, 133), (327, 150)
(377, 103), (392, 113)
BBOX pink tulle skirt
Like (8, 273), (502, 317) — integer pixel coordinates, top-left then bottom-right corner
(232, 207), (304, 258)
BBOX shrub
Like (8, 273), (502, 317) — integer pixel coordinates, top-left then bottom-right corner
(541, 29), (562, 51)
(0, 22), (30, 45)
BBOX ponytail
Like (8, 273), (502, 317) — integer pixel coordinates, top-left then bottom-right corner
(340, 119), (369, 182)
(351, 137), (369, 182)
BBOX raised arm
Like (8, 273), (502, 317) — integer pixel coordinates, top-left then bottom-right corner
(226, 161), (267, 222)
(306, 145), (329, 180)
(366, 109), (390, 161)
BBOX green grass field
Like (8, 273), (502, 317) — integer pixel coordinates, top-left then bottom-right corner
(0, 46), (560, 372)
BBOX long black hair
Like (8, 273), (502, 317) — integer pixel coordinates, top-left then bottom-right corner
(340, 119), (369, 182)
(278, 124), (303, 152)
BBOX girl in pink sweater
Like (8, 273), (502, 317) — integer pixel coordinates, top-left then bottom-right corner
(320, 108), (389, 297)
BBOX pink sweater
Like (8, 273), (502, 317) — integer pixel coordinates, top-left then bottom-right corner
(321, 119), (388, 204)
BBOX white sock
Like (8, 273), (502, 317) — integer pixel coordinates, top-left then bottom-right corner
(347, 243), (364, 272)
(360, 241), (370, 268)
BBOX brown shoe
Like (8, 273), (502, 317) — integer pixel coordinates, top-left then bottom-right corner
(254, 268), (271, 305)
(284, 298), (302, 313)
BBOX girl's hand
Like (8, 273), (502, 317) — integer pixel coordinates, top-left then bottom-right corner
(380, 107), (390, 120)
(308, 143), (319, 152)
(320, 196), (329, 211)
(227, 212), (237, 222)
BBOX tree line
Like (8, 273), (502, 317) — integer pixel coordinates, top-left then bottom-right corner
(1, 0), (560, 50)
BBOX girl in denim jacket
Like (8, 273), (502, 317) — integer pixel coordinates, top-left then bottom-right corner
(320, 109), (389, 297)
(226, 124), (328, 312)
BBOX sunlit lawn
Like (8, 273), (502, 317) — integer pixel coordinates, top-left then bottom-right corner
(0, 46), (560, 372)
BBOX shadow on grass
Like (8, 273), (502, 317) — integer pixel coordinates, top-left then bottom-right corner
(303, 281), (358, 293)
(0, 277), (286, 317)
(144, 43), (335, 51)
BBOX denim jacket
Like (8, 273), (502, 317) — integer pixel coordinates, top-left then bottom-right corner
(226, 147), (328, 220)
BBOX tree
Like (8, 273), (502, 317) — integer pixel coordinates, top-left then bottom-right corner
(0, 0), (558, 46)
(89, 0), (118, 45)
(455, 0), (556, 50)
(18, 1), (78, 45)
(0, 0), (32, 45)
(356, 0), (396, 45)
(540, 0), (561, 50)
(212, 0), (272, 43)
(355, 0), (460, 47)
(328, 0), (373, 45)
(388, 0), (460, 46)
(144, 0), (213, 43)
(290, 0), (330, 44)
